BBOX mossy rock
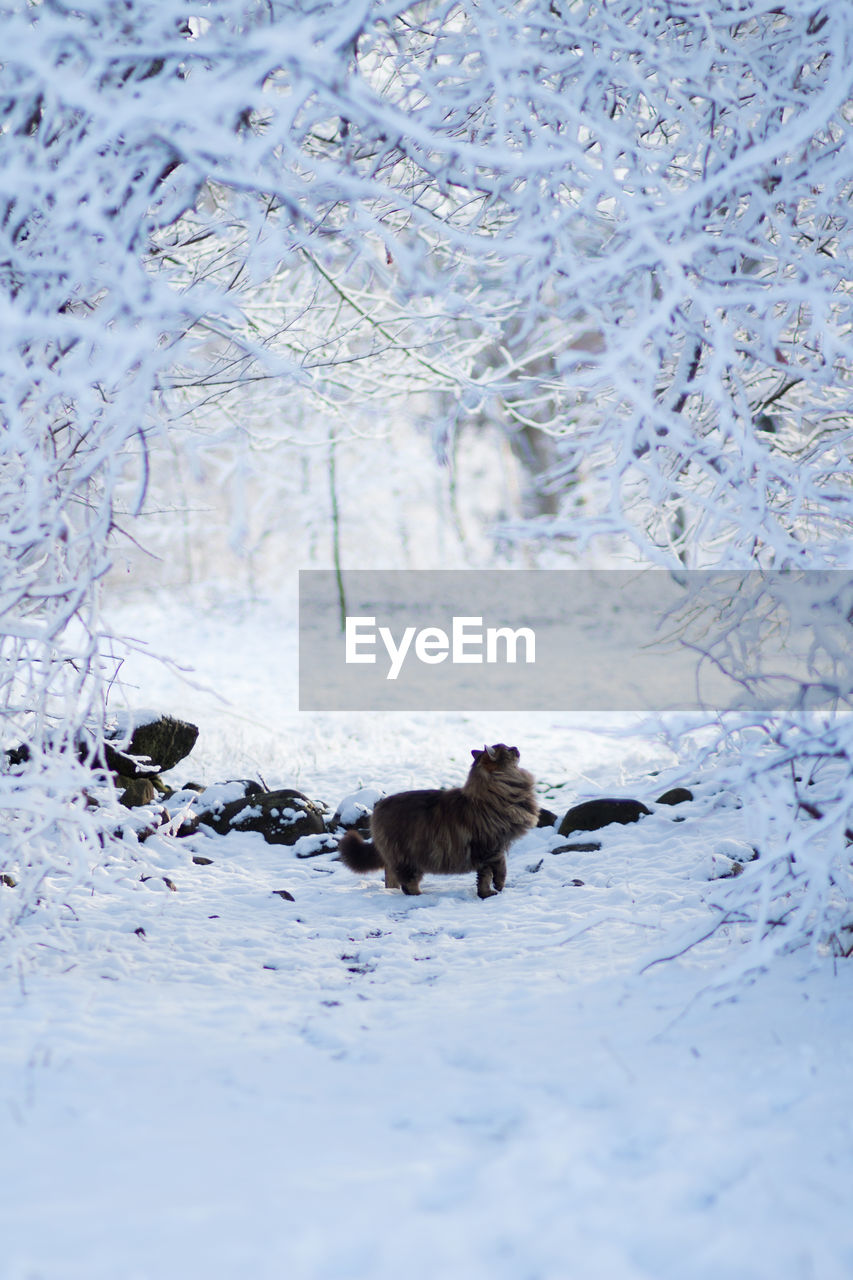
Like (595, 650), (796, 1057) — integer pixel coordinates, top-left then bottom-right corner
(197, 788), (326, 845)
(118, 776), (157, 808)
(104, 713), (199, 778)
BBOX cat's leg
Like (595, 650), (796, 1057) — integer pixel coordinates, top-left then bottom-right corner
(476, 866), (498, 898)
(396, 861), (422, 895)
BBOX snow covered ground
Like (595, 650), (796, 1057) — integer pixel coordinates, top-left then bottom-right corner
(2, 590), (852, 1280)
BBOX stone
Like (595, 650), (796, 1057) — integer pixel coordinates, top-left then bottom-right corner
(536, 808), (559, 827)
(175, 813), (200, 838)
(168, 781), (265, 838)
(118, 776), (157, 808)
(193, 780), (265, 810)
(329, 788), (382, 834)
(139, 874), (177, 890)
(197, 788), (326, 845)
(550, 841), (602, 854)
(656, 787), (694, 806)
(104, 712), (199, 779)
(558, 797), (651, 837)
(293, 833), (339, 859)
(4, 743), (30, 769)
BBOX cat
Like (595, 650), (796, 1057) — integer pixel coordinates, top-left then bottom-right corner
(338, 743), (538, 898)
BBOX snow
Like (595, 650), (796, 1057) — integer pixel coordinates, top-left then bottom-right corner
(2, 593), (852, 1280)
(107, 708), (168, 734)
(194, 782), (251, 810)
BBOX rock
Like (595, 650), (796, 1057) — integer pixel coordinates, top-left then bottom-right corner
(656, 787), (693, 806)
(701, 853), (743, 880)
(714, 839), (759, 864)
(272, 889), (295, 901)
(4, 743), (30, 769)
(329, 787), (382, 833)
(104, 712), (199, 778)
(558, 797), (651, 837)
(197, 788), (326, 845)
(118, 776), (157, 808)
(536, 808), (559, 828)
(293, 833), (339, 859)
(7, 716), (197, 786)
(166, 780), (265, 837)
(139, 874), (178, 891)
(551, 841), (602, 854)
(175, 813), (200, 838)
(192, 854), (213, 866)
(131, 808), (172, 841)
(697, 841), (757, 880)
(193, 780), (265, 811)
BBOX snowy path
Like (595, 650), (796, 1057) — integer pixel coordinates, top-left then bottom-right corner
(2, 596), (852, 1279)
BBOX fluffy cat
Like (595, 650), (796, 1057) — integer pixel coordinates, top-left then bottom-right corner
(338, 743), (538, 898)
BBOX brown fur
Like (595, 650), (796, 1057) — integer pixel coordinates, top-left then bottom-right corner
(338, 744), (538, 898)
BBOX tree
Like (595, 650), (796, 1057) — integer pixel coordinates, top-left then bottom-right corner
(488, 1), (853, 968)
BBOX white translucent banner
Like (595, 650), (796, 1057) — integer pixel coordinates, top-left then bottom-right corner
(299, 570), (853, 712)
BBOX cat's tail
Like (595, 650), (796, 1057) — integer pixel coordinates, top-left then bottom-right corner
(338, 829), (384, 873)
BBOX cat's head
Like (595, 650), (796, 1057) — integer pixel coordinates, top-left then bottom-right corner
(471, 743), (521, 769)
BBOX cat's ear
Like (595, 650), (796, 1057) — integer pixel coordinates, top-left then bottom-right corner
(471, 748), (483, 761)
(510, 746), (520, 759)
(485, 744), (497, 760)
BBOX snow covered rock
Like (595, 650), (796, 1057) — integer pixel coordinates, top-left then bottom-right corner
(196, 788), (326, 844)
(193, 780), (264, 810)
(292, 833), (340, 859)
(104, 711), (199, 778)
(696, 840), (759, 880)
(5, 712), (200, 783)
(163, 779), (265, 836)
(558, 797), (651, 837)
(698, 853), (743, 880)
(329, 787), (383, 833)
